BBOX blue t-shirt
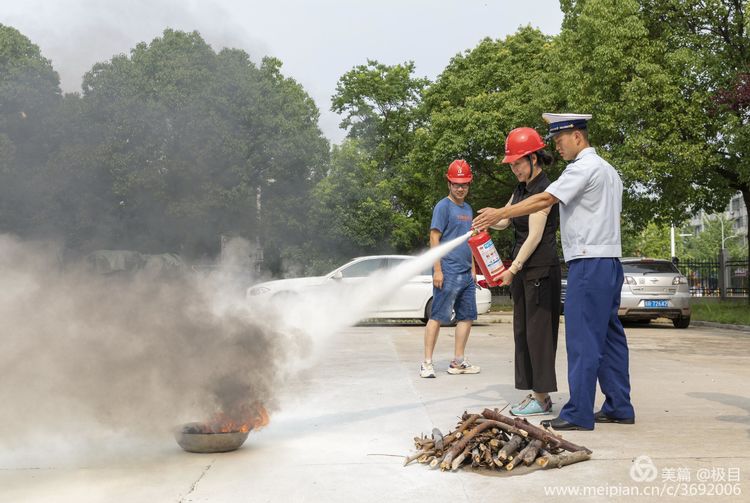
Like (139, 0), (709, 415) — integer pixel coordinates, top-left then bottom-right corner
(430, 197), (473, 274)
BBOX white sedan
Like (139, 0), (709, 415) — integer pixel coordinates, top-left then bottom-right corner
(247, 255), (492, 324)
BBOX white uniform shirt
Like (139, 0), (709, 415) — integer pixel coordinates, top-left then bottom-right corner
(545, 147), (622, 262)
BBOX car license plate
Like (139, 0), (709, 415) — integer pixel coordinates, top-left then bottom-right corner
(645, 300), (669, 308)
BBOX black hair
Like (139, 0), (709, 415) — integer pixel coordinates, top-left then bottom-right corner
(533, 149), (554, 167)
(572, 127), (590, 143)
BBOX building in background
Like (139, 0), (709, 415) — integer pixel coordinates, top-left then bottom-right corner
(689, 192), (748, 237)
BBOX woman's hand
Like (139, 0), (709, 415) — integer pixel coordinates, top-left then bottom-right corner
(499, 269), (515, 286)
(473, 207), (508, 231)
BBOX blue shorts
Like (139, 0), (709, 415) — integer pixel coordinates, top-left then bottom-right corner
(430, 272), (477, 323)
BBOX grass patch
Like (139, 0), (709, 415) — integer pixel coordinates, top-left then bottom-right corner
(490, 303), (513, 312)
(691, 300), (750, 326)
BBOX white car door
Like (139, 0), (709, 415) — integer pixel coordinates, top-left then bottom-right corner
(376, 258), (432, 316)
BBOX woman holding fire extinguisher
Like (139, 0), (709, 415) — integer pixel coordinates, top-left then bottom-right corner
(491, 127), (561, 417)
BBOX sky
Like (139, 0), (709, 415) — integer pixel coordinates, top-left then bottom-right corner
(1, 0), (563, 143)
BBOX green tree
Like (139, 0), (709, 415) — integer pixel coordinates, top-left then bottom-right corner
(553, 0), (730, 227)
(621, 222), (675, 259)
(557, 0), (750, 299)
(75, 30), (328, 259)
(329, 60), (428, 251)
(332, 60), (428, 168)
(408, 27), (560, 256)
(555, 0), (750, 230)
(639, 0), (750, 287)
(679, 216), (748, 261)
(311, 140), (405, 259)
(0, 24), (62, 234)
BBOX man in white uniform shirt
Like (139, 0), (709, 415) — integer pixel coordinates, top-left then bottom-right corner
(473, 113), (635, 430)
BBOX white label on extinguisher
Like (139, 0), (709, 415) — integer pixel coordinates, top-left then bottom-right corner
(478, 241), (504, 277)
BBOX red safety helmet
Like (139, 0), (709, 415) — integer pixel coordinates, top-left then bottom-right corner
(446, 159), (473, 183)
(501, 127), (545, 163)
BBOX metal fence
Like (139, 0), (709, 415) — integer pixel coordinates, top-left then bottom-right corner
(679, 259), (749, 297)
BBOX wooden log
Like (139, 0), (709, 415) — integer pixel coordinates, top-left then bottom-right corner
(481, 409), (592, 455)
(418, 452), (435, 463)
(497, 434), (524, 461)
(412, 415), (478, 463)
(506, 438), (541, 470)
(521, 439), (544, 466)
(471, 448), (481, 467)
(404, 449), (434, 466)
(414, 437), (434, 450)
(440, 420), (501, 470)
(537, 450), (591, 468)
(492, 452), (505, 468)
(482, 447), (494, 466)
(450, 447), (470, 471)
(441, 414), (480, 447)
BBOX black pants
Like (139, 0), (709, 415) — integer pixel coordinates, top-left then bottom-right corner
(510, 264), (561, 393)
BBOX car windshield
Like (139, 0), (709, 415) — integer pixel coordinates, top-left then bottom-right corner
(622, 261), (679, 275)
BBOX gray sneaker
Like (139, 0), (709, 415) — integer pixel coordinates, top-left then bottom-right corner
(447, 359), (480, 375)
(420, 361), (436, 378)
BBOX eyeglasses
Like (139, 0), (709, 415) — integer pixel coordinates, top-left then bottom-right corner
(450, 183), (470, 189)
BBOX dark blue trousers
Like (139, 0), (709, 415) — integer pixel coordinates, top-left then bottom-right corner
(559, 257), (635, 429)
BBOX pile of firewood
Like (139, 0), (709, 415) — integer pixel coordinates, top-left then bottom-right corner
(404, 408), (592, 472)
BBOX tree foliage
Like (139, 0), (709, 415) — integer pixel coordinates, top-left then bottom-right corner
(327, 60), (428, 253)
(4, 7), (750, 274)
(406, 27), (560, 256)
(0, 24), (62, 234)
(1, 28), (328, 266)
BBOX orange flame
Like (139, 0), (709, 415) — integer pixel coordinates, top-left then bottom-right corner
(202, 403), (269, 433)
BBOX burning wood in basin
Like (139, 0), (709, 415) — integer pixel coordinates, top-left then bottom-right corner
(405, 408), (592, 472)
(175, 403), (269, 453)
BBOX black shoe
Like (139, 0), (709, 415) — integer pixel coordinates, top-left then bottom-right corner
(594, 410), (635, 424)
(540, 416), (593, 431)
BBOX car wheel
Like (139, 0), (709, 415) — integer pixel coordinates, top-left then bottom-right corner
(446, 310), (458, 327)
(422, 298), (457, 326)
(422, 298), (433, 325)
(673, 316), (691, 329)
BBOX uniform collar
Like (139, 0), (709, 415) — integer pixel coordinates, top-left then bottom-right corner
(574, 147), (596, 161)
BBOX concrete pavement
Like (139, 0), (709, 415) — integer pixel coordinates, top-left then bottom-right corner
(2, 316), (749, 502)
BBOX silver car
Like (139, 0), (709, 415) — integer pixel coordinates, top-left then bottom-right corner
(618, 258), (691, 328)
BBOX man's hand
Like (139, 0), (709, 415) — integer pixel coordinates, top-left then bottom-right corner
(433, 270), (444, 289)
(473, 207), (508, 231)
(498, 269), (515, 286)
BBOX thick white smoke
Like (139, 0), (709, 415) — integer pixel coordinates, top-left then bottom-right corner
(0, 232), (469, 466)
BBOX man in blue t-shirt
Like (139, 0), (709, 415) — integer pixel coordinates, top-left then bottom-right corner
(420, 160), (480, 378)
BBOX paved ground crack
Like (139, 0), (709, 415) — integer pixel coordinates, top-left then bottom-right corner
(178, 459), (215, 503)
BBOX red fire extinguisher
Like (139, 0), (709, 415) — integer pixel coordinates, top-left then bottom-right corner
(468, 229), (507, 287)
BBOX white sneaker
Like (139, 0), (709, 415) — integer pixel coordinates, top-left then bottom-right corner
(447, 359), (480, 375)
(420, 361), (436, 378)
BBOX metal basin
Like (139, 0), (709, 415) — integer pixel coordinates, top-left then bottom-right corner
(175, 422), (250, 453)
